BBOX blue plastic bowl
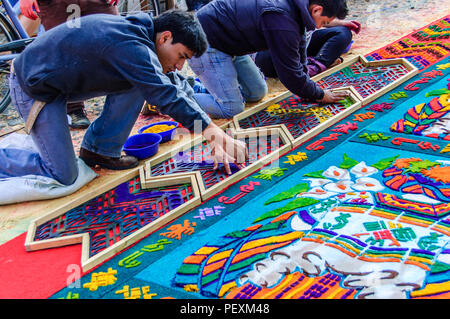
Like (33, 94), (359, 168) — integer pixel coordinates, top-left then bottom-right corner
(138, 121), (179, 143)
(123, 133), (162, 160)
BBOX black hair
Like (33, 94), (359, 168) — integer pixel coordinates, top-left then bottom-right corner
(309, 0), (348, 19)
(153, 9), (208, 57)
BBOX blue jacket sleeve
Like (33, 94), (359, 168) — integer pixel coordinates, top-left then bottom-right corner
(107, 41), (211, 132)
(261, 11), (324, 101)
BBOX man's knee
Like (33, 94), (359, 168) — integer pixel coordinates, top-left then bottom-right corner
(244, 82), (268, 103)
(54, 165), (78, 186)
(220, 100), (245, 118)
(334, 26), (353, 45)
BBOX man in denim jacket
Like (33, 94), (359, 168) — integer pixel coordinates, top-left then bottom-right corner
(1, 10), (246, 188)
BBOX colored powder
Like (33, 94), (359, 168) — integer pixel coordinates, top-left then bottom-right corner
(142, 124), (175, 133)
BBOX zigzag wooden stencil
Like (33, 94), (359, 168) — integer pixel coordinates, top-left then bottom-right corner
(25, 172), (201, 271)
(24, 56), (418, 273)
(25, 127), (291, 272)
(232, 56), (418, 148)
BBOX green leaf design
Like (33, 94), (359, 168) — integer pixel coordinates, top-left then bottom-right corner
(371, 155), (400, 170)
(425, 88), (450, 97)
(404, 159), (440, 173)
(264, 183), (310, 205)
(303, 170), (325, 179)
(339, 153), (359, 169)
(254, 197), (319, 223)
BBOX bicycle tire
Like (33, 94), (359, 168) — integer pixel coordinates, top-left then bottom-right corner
(0, 11), (20, 114)
(118, 0), (161, 16)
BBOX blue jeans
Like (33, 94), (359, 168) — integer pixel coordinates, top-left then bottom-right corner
(189, 47), (268, 119)
(0, 72), (144, 185)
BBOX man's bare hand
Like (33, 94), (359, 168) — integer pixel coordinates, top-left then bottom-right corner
(317, 89), (350, 104)
(202, 122), (248, 175)
(341, 20), (361, 34)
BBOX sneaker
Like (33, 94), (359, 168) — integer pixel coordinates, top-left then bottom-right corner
(68, 109), (90, 129)
(79, 147), (139, 170)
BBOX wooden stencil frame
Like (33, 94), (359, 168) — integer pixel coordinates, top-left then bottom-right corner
(313, 55), (418, 105)
(232, 56), (418, 149)
(144, 126), (293, 202)
(232, 86), (363, 148)
(25, 171), (201, 272)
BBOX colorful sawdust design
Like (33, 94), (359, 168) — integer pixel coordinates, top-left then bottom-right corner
(366, 15), (450, 70)
(390, 78), (450, 140)
(173, 155), (450, 299)
(33, 177), (195, 258)
(0, 16), (447, 300)
(238, 96), (354, 139)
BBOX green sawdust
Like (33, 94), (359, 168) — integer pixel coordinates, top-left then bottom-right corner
(339, 153), (359, 169)
(425, 88), (450, 97)
(370, 155), (400, 170)
(303, 170), (325, 179)
(338, 96), (355, 108)
(264, 183), (310, 205)
(404, 159), (440, 173)
(253, 197), (319, 223)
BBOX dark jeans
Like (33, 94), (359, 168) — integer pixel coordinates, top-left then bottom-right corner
(37, 0), (119, 114)
(255, 26), (353, 78)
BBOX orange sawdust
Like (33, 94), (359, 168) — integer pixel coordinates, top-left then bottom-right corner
(421, 165), (450, 183)
(394, 158), (422, 169)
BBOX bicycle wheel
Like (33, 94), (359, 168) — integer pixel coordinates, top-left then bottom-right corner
(118, 0), (161, 16)
(0, 12), (20, 113)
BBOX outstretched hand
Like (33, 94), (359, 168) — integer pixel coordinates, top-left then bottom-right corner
(342, 20), (361, 34)
(20, 0), (40, 20)
(318, 89), (350, 104)
(202, 122), (248, 175)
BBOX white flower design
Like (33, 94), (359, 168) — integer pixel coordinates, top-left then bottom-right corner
(299, 161), (384, 201)
(352, 177), (384, 192)
(350, 161), (378, 178)
(322, 166), (351, 180)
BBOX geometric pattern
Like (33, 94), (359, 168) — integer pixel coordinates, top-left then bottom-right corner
(151, 135), (285, 189)
(33, 177), (196, 258)
(317, 61), (411, 99)
(238, 95), (354, 139)
(366, 15), (450, 70)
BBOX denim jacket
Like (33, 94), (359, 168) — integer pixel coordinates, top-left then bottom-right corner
(14, 13), (211, 131)
(197, 0), (324, 100)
